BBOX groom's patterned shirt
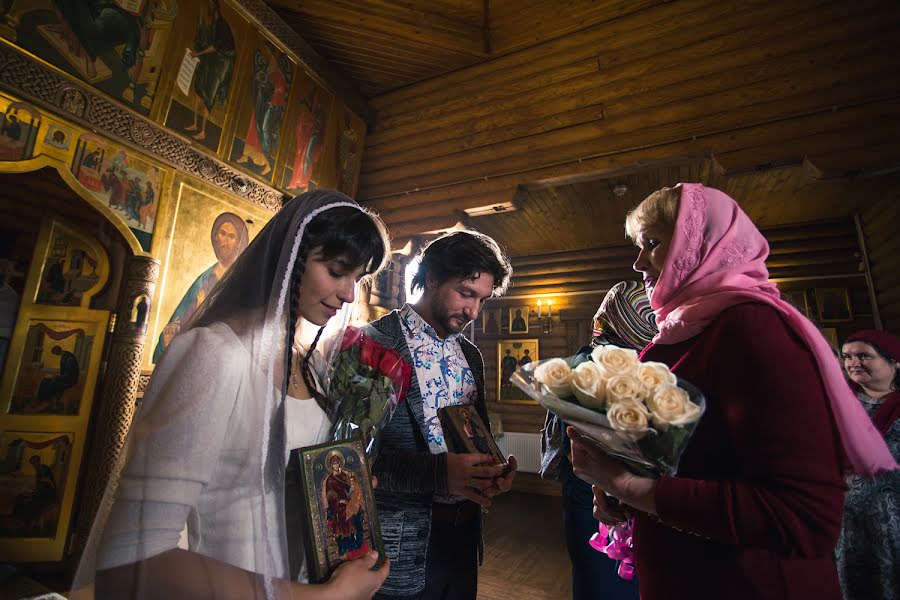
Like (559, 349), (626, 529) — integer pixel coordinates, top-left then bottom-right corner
(398, 304), (477, 456)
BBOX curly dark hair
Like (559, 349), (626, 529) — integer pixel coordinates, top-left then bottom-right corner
(410, 230), (511, 296)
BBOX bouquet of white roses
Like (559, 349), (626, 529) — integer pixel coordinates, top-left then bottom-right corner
(511, 345), (705, 477)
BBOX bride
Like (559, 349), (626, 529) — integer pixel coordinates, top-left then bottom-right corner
(72, 190), (392, 600)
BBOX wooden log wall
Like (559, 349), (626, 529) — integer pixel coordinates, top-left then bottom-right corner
(476, 218), (876, 434)
(358, 0), (900, 241)
(859, 185), (900, 333)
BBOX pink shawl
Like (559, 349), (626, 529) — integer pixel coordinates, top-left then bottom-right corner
(650, 183), (896, 476)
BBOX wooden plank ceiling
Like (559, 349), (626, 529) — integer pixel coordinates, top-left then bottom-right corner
(472, 161), (900, 258)
(265, 0), (659, 97)
(270, 0), (900, 257)
(266, 0), (488, 98)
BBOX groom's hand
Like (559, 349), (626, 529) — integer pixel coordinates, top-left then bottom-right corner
(483, 454), (517, 497)
(447, 452), (504, 506)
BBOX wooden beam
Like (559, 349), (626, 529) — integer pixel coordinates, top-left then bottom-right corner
(766, 251), (861, 269)
(803, 140), (900, 179)
(504, 279), (636, 296)
(512, 268), (640, 288)
(384, 213), (466, 239)
(712, 98), (900, 175)
(768, 236), (860, 255)
(376, 190), (517, 225)
(764, 221), (856, 242)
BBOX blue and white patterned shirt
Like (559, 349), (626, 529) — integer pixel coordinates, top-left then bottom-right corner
(399, 304), (477, 454)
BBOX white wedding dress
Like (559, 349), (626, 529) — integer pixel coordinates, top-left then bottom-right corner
(96, 322), (331, 581)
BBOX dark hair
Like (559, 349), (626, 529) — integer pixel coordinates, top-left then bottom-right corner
(845, 337), (900, 391)
(286, 205), (390, 415)
(411, 230), (511, 295)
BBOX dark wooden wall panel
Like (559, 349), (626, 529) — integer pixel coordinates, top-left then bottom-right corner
(360, 0), (900, 241)
(860, 184), (900, 332)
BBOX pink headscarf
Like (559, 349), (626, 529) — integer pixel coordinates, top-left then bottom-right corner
(649, 183), (896, 477)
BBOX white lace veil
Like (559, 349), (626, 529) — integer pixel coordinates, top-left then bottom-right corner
(71, 190), (389, 599)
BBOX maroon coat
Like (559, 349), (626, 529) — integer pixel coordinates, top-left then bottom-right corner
(634, 302), (846, 600)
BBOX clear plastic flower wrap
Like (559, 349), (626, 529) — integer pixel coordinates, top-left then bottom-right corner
(326, 326), (412, 463)
(511, 346), (705, 478)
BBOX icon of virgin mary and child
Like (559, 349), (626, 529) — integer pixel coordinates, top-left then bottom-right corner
(323, 451), (371, 561)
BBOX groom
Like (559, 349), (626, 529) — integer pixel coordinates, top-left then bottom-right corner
(365, 230), (518, 600)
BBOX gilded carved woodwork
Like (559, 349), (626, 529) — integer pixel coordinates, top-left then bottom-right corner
(0, 216), (113, 562)
(0, 42), (284, 213)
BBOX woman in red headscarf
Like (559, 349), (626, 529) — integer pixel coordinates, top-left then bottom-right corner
(568, 184), (896, 600)
(834, 329), (900, 600)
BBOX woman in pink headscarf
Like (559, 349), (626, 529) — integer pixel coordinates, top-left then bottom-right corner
(568, 184), (896, 600)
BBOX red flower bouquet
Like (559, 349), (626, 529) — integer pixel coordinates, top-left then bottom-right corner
(328, 326), (413, 460)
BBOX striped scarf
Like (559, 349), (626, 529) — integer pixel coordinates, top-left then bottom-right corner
(592, 280), (657, 350)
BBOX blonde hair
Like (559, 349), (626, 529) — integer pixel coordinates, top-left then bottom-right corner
(625, 185), (681, 240)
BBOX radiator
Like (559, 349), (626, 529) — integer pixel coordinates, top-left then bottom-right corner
(496, 432), (542, 474)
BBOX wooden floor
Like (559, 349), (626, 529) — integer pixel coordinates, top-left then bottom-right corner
(479, 491), (572, 600)
(2, 490), (573, 600)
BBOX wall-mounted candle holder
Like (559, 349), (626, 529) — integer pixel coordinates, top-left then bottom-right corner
(536, 299), (553, 334)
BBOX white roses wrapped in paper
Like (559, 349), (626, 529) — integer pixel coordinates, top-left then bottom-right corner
(511, 346), (705, 477)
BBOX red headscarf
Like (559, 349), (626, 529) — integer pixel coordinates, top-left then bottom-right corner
(650, 183), (896, 476)
(845, 329), (900, 435)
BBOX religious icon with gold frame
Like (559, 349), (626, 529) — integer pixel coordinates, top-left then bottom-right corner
(508, 305), (529, 333)
(298, 438), (385, 583)
(497, 339), (539, 404)
(481, 308), (501, 335)
(0, 431), (75, 540)
(0, 216), (109, 562)
(437, 405), (508, 473)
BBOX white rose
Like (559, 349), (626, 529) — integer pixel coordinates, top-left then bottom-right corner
(646, 383), (701, 431)
(606, 401), (651, 437)
(637, 362), (677, 393)
(534, 358), (573, 398)
(591, 345), (639, 376)
(605, 372), (646, 406)
(571, 361), (608, 409)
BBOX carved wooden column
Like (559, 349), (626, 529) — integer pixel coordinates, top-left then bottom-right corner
(70, 255), (159, 563)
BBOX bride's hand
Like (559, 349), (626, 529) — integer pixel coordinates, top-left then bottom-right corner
(322, 551), (389, 600)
